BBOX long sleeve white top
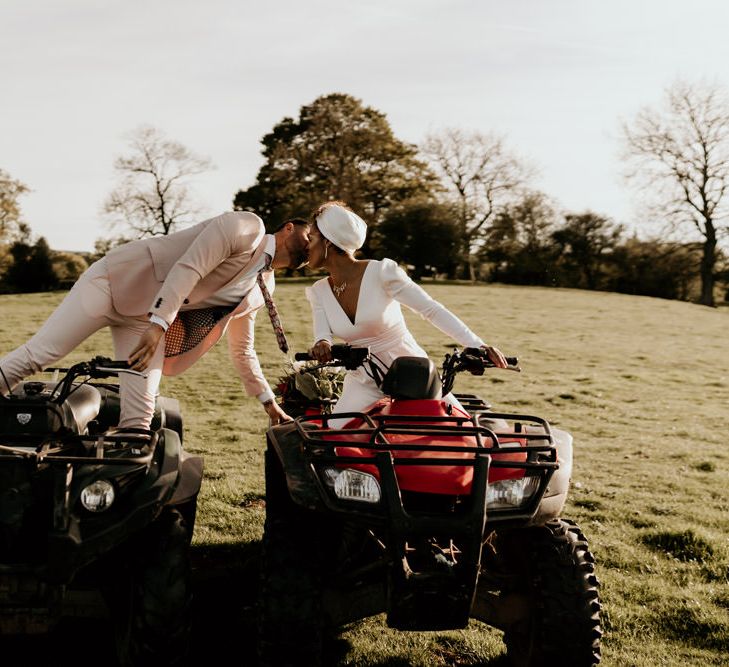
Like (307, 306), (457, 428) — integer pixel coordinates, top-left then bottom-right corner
(305, 259), (485, 358)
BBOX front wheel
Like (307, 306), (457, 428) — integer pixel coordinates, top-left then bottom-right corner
(111, 506), (193, 667)
(258, 449), (327, 667)
(501, 519), (602, 667)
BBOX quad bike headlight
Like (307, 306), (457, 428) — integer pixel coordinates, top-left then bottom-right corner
(323, 468), (381, 504)
(80, 480), (115, 512)
(486, 476), (540, 509)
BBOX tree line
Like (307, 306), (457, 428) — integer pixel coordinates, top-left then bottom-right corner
(1, 81), (728, 304)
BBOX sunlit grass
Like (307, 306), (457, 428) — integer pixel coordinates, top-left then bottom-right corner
(1, 282), (728, 665)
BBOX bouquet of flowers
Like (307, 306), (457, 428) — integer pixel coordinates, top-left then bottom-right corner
(275, 360), (345, 414)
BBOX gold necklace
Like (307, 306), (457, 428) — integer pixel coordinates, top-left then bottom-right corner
(331, 279), (347, 297)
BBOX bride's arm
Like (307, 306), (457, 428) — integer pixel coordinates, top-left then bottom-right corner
(381, 259), (487, 348)
(305, 285), (334, 361)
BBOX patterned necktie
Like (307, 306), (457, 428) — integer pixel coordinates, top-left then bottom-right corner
(257, 255), (289, 354)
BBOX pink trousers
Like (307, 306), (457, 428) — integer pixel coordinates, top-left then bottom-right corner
(0, 259), (163, 429)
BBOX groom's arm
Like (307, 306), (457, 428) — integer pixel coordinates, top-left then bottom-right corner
(227, 311), (293, 424)
(227, 310), (274, 399)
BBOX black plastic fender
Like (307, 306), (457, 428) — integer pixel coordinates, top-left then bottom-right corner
(155, 428), (203, 507)
(266, 422), (327, 511)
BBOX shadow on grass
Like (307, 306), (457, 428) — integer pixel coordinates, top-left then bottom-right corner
(188, 540), (261, 662)
(1, 540), (510, 666)
(1, 540), (262, 667)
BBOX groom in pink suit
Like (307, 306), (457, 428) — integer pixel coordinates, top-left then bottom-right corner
(0, 211), (310, 427)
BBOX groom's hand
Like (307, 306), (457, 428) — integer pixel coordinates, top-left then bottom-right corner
(263, 399), (292, 425)
(310, 340), (333, 363)
(129, 323), (165, 371)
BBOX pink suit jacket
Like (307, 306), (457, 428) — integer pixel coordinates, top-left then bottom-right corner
(104, 211), (274, 397)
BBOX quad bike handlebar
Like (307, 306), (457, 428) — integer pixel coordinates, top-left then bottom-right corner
(40, 356), (145, 405)
(44, 356), (137, 375)
(294, 344), (371, 370)
(293, 345), (519, 397)
(1, 356), (144, 405)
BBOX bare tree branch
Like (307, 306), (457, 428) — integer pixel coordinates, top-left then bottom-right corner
(103, 125), (213, 238)
(622, 80), (729, 305)
(421, 128), (533, 279)
(0, 170), (30, 241)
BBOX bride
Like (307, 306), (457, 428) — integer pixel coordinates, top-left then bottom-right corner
(305, 201), (507, 422)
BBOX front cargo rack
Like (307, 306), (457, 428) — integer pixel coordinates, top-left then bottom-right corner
(293, 410), (559, 523)
(0, 431), (156, 467)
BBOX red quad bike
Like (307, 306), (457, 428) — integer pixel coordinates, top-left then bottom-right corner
(259, 345), (602, 667)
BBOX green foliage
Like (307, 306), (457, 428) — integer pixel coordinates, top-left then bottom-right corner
(275, 361), (345, 413)
(608, 238), (701, 300)
(51, 251), (88, 285)
(483, 191), (560, 285)
(377, 198), (461, 278)
(551, 211), (624, 290)
(3, 236), (59, 293)
(233, 93), (435, 243)
(642, 530), (715, 563)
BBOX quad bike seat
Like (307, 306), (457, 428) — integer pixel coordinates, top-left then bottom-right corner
(382, 357), (441, 400)
(60, 384), (102, 434)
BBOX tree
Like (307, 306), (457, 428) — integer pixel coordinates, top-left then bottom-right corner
(623, 80), (729, 306)
(0, 169), (29, 241)
(377, 198), (461, 279)
(233, 94), (435, 247)
(51, 251), (88, 285)
(608, 237), (700, 300)
(3, 228), (58, 293)
(550, 212), (623, 290)
(483, 191), (559, 285)
(104, 125), (212, 238)
(421, 128), (532, 280)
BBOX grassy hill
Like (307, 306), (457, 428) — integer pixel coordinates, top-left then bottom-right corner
(1, 283), (727, 665)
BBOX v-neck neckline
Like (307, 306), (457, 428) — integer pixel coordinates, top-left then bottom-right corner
(326, 260), (374, 327)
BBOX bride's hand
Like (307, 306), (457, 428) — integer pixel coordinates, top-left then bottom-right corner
(481, 344), (508, 369)
(310, 340), (333, 363)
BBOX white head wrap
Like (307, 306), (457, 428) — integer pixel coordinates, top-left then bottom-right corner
(316, 205), (367, 252)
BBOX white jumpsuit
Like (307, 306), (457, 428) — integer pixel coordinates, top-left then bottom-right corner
(305, 259), (485, 422)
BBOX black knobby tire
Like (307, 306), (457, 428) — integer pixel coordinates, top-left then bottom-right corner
(503, 519), (602, 667)
(258, 448), (326, 667)
(113, 507), (193, 667)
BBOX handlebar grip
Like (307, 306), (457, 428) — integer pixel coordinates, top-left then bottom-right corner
(294, 352), (313, 361)
(505, 356), (518, 367)
(95, 359), (132, 369)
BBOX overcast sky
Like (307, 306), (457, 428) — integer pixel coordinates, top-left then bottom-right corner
(3, 0), (729, 251)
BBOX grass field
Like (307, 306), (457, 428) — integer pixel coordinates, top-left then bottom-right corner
(1, 282), (728, 665)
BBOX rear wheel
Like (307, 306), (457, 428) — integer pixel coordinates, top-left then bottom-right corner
(501, 519), (602, 667)
(258, 448), (326, 667)
(112, 507), (193, 667)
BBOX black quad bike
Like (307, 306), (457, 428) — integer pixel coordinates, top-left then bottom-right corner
(260, 346), (602, 666)
(0, 356), (202, 665)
